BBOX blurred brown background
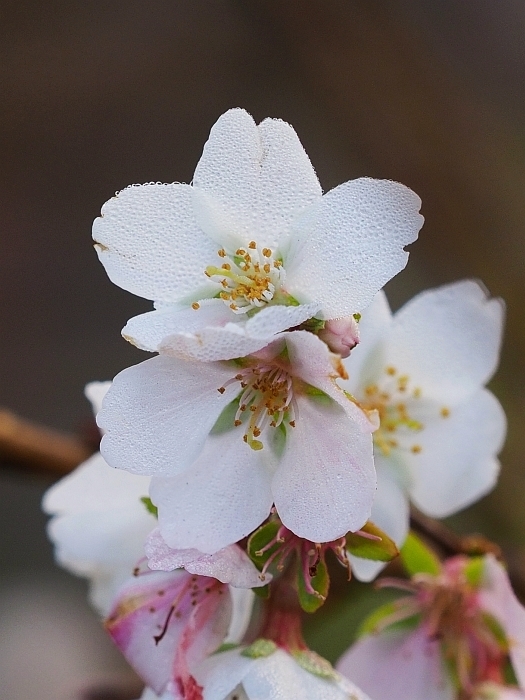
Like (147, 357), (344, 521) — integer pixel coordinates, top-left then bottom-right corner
(1, 2), (525, 698)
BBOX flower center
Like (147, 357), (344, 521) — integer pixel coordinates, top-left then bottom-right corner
(219, 364), (296, 450)
(361, 367), (424, 456)
(204, 241), (285, 314)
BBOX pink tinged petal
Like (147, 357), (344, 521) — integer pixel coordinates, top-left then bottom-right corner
(123, 301), (236, 353)
(84, 381), (112, 417)
(146, 529), (268, 588)
(150, 428), (273, 554)
(273, 393), (375, 542)
(341, 290), (393, 395)
(192, 109), (322, 251)
(98, 356), (237, 477)
(479, 555), (525, 690)
(284, 330), (376, 431)
(93, 183), (218, 303)
(382, 280), (505, 404)
(337, 627), (455, 700)
(43, 452), (151, 515)
(407, 388), (506, 518)
(318, 316), (360, 358)
(106, 570), (232, 696)
(350, 459), (409, 582)
(285, 178), (423, 318)
(158, 303), (320, 363)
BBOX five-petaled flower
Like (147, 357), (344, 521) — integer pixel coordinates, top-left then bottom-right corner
(340, 280), (506, 581)
(93, 108), (423, 363)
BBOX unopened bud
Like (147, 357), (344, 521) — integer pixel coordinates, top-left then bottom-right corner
(318, 317), (359, 358)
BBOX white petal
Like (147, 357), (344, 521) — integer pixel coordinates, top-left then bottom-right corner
(158, 302), (320, 362)
(407, 389), (506, 518)
(273, 394), (375, 541)
(381, 280), (505, 404)
(122, 301), (235, 353)
(479, 555), (525, 691)
(285, 330), (376, 431)
(98, 356), (237, 476)
(341, 290), (393, 395)
(93, 183), (217, 302)
(193, 109), (322, 251)
(150, 428), (273, 554)
(285, 178), (423, 318)
(196, 649), (253, 700)
(42, 452), (151, 514)
(145, 529), (267, 588)
(337, 628), (455, 700)
(84, 381), (112, 416)
(350, 459), (409, 582)
(225, 588), (255, 645)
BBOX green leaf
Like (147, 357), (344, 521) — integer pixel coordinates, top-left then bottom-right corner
(358, 601), (420, 637)
(346, 521), (399, 562)
(297, 557), (330, 613)
(241, 639), (277, 658)
(140, 496), (158, 518)
(400, 532), (441, 577)
(292, 650), (336, 680)
(247, 520), (281, 571)
(464, 556), (485, 588)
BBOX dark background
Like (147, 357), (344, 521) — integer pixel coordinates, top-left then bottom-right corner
(1, 2), (525, 698)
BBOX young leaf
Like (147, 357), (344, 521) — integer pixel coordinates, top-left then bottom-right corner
(400, 532), (441, 577)
(464, 556), (485, 588)
(359, 601), (420, 637)
(346, 521), (399, 562)
(140, 496), (158, 518)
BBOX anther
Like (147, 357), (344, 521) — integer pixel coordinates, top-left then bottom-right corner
(191, 302), (200, 310)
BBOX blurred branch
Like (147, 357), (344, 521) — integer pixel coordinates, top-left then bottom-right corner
(0, 407), (93, 477)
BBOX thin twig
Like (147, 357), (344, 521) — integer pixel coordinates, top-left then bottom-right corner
(0, 408), (93, 477)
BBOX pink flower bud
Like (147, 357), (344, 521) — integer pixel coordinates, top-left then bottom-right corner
(318, 317), (360, 358)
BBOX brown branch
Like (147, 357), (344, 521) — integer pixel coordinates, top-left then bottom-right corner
(0, 407), (93, 477)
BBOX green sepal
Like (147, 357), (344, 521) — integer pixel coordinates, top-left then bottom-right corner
(241, 639), (277, 659)
(292, 650), (336, 680)
(210, 399), (240, 435)
(480, 611), (509, 652)
(346, 521), (399, 562)
(400, 532), (441, 577)
(247, 520), (281, 571)
(214, 642), (240, 654)
(140, 496), (158, 518)
(299, 317), (326, 334)
(464, 556), (485, 588)
(503, 656), (519, 686)
(252, 583), (271, 599)
(297, 557), (330, 613)
(358, 601), (421, 637)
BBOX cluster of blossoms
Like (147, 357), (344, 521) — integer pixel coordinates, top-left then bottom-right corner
(43, 109), (520, 700)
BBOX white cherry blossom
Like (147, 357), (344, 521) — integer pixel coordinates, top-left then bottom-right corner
(93, 108), (423, 362)
(339, 281), (506, 581)
(42, 382), (155, 614)
(98, 330), (376, 552)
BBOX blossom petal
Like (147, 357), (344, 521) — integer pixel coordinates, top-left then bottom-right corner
(195, 648), (253, 700)
(479, 555), (525, 690)
(341, 290), (393, 395)
(150, 428), (273, 554)
(350, 459), (409, 582)
(146, 529), (267, 588)
(93, 183), (218, 302)
(123, 301), (235, 353)
(273, 393), (375, 541)
(192, 109), (322, 251)
(408, 389), (506, 518)
(285, 178), (423, 318)
(337, 627), (455, 700)
(381, 280), (505, 404)
(84, 381), (112, 416)
(42, 452), (151, 514)
(284, 330), (377, 431)
(158, 302), (320, 362)
(98, 356), (238, 476)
